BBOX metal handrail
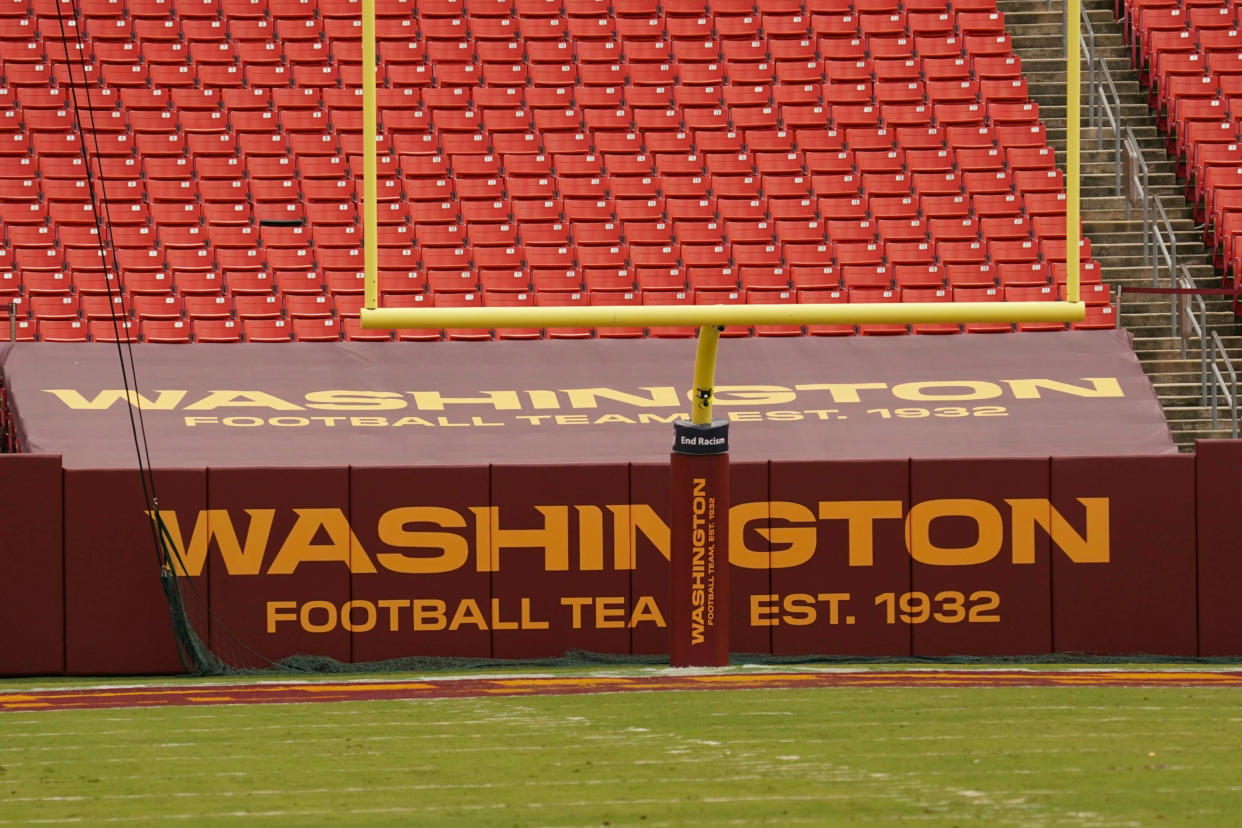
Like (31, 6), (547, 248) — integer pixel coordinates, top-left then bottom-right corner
(5, 301), (13, 342)
(1121, 123), (1178, 288)
(1091, 60), (1124, 194)
(1077, 6), (1096, 100)
(1149, 196), (1178, 287)
(1123, 127), (1148, 231)
(1209, 331), (1239, 438)
(1174, 272), (1209, 406)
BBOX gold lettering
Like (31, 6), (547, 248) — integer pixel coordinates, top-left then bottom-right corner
(751, 594), (779, 626)
(409, 390), (522, 410)
(521, 598), (549, 629)
(593, 414), (637, 424)
(1003, 377), (1124, 399)
(906, 499), (1003, 566)
(184, 390), (305, 411)
(340, 600), (376, 633)
(392, 417), (436, 427)
(891, 381), (1003, 401)
(1006, 497), (1110, 563)
(637, 412), (686, 424)
(413, 599), (447, 630)
(795, 383), (888, 403)
(300, 600), (336, 633)
(375, 506), (469, 574)
(490, 598), (517, 630)
(817, 501), (905, 566)
(711, 385), (797, 406)
(629, 595), (665, 627)
(758, 501), (818, 568)
(46, 389), (188, 410)
(562, 386), (681, 409)
(155, 508), (275, 577)
(608, 504), (670, 565)
(470, 506), (570, 572)
(576, 505), (605, 570)
(561, 597), (592, 629)
(266, 601), (297, 633)
(266, 508), (376, 575)
(303, 390), (408, 410)
(448, 598), (487, 630)
(596, 596), (627, 629)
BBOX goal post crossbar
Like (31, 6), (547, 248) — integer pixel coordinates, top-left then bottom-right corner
(357, 301), (1087, 331)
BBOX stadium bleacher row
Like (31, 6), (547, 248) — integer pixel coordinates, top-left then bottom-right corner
(1131, 0), (1242, 314)
(0, 0), (1115, 341)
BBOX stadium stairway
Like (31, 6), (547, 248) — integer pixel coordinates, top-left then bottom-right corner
(998, 0), (1242, 449)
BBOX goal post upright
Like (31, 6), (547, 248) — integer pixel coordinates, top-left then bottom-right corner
(1067, 0), (1082, 305)
(361, 0), (378, 311)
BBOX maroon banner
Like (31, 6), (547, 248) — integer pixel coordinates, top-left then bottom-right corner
(3, 333), (1175, 471)
(489, 463), (632, 658)
(1195, 440), (1242, 656)
(0, 455), (63, 675)
(64, 469), (206, 675)
(1051, 455), (1197, 655)
(669, 452), (730, 666)
(769, 459), (912, 656)
(349, 466), (492, 661)
(909, 458), (1052, 656)
(206, 467), (352, 667)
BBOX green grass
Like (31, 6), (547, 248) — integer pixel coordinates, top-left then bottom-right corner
(2, 679), (1241, 826)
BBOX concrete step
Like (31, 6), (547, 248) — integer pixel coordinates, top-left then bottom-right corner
(991, 0), (1236, 449)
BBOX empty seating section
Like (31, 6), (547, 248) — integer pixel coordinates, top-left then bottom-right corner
(1130, 0), (1242, 313)
(0, 0), (1107, 341)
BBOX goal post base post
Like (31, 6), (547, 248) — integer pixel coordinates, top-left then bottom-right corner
(668, 419), (730, 668)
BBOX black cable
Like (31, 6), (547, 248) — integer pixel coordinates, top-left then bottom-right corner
(53, 1), (311, 674)
(52, 1), (165, 570)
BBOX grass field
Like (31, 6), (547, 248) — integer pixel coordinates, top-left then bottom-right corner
(2, 668), (1241, 827)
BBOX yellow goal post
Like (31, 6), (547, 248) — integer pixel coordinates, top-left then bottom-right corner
(356, 0), (1088, 425)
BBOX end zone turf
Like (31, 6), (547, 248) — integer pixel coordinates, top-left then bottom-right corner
(5, 668), (1242, 712)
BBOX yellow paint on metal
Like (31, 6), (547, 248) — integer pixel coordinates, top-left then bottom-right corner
(1067, 0), (1081, 304)
(361, 0), (377, 310)
(692, 325), (722, 425)
(360, 301), (1086, 330)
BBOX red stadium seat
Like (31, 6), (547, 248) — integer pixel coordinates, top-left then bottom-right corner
(7, 0), (1085, 347)
(292, 317), (343, 342)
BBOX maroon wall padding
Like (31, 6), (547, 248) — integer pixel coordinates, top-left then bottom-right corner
(349, 466), (492, 661)
(769, 459), (912, 656)
(729, 460), (771, 654)
(0, 455), (63, 675)
(908, 458), (1052, 656)
(1051, 455), (1197, 655)
(489, 464), (631, 658)
(207, 467), (351, 666)
(630, 462), (672, 655)
(1195, 441), (1242, 656)
(64, 469), (207, 675)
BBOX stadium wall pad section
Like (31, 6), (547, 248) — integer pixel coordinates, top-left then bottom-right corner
(2, 448), (1242, 675)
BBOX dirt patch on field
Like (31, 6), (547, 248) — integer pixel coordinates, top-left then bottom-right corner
(4, 669), (1241, 712)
